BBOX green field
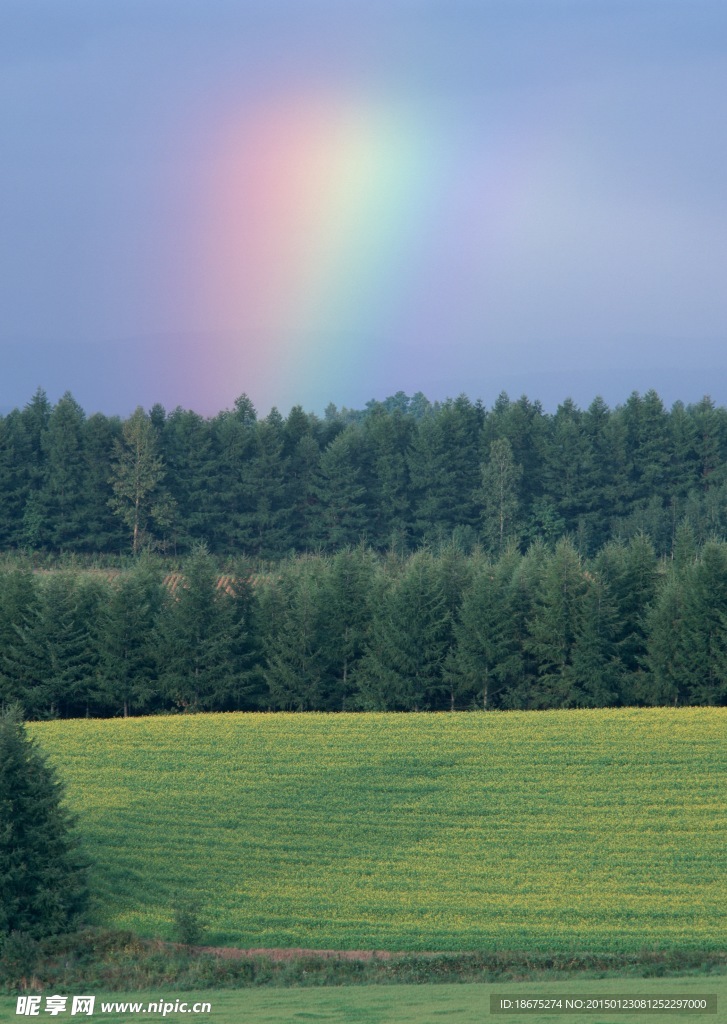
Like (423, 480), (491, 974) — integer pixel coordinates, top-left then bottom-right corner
(31, 708), (726, 953)
(2, 978), (725, 1024)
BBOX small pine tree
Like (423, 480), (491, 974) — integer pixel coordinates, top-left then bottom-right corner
(0, 708), (88, 940)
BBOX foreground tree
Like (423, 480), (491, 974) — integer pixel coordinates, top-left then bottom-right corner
(0, 707), (88, 939)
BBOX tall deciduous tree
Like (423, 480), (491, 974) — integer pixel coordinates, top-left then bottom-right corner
(479, 438), (522, 555)
(109, 407), (174, 554)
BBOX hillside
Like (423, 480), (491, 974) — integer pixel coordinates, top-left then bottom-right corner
(32, 708), (726, 953)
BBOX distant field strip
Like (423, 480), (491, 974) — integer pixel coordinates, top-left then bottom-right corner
(33, 709), (726, 953)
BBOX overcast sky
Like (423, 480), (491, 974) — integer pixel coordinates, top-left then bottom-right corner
(2, 0), (726, 417)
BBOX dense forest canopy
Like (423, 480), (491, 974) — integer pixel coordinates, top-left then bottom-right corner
(1, 537), (726, 718)
(2, 386), (727, 719)
(2, 386), (727, 560)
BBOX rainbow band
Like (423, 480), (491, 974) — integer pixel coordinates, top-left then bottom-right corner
(192, 93), (453, 407)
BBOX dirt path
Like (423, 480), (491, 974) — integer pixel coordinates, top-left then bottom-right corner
(197, 946), (413, 961)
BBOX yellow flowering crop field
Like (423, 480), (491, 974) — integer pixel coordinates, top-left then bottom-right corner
(32, 708), (726, 953)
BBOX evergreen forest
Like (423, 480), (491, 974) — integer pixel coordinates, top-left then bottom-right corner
(0, 536), (726, 716)
(6, 385), (727, 559)
(1, 386), (727, 717)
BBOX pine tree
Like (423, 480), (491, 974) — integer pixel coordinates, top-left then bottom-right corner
(96, 559), (164, 717)
(497, 542), (546, 707)
(0, 568), (38, 710)
(38, 393), (88, 550)
(600, 534), (658, 685)
(316, 429), (368, 549)
(262, 558), (330, 710)
(286, 433), (321, 551)
(579, 396), (614, 551)
(161, 408), (214, 552)
(360, 407), (413, 548)
(209, 406), (256, 551)
(446, 552), (511, 709)
(83, 414), (125, 551)
(675, 542), (727, 705)
(525, 538), (588, 707)
(0, 707), (88, 939)
(407, 414), (453, 544)
(672, 520), (697, 570)
(433, 541), (473, 709)
(540, 399), (590, 542)
(236, 411), (291, 557)
(621, 390), (672, 508)
(0, 414), (33, 548)
(20, 389), (51, 484)
(691, 396), (727, 491)
(155, 544), (247, 710)
(483, 393), (546, 516)
(569, 572), (621, 706)
(666, 401), (698, 502)
(319, 547), (377, 707)
(406, 401), (482, 544)
(18, 390), (52, 548)
(3, 573), (100, 719)
(644, 571), (686, 705)
(357, 550), (450, 710)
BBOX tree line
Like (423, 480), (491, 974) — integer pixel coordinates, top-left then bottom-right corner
(1, 538), (725, 720)
(3, 387), (727, 559)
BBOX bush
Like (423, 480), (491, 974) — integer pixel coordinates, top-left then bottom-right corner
(0, 931), (39, 988)
(172, 902), (204, 946)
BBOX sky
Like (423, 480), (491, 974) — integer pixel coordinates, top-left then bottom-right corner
(2, 0), (726, 418)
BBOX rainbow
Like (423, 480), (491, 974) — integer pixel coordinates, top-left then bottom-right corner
(185, 91), (462, 411)
(172, 87), (560, 415)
